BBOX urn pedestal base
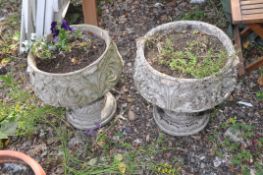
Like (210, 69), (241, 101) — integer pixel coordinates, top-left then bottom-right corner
(66, 92), (116, 130)
(153, 106), (210, 136)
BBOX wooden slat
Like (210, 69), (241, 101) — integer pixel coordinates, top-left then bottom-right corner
(28, 0), (35, 35)
(246, 57), (263, 73)
(241, 14), (263, 23)
(233, 26), (245, 76)
(23, 0), (29, 33)
(240, 27), (252, 36)
(19, 0), (26, 52)
(242, 8), (263, 15)
(31, 0), (36, 25)
(53, 0), (59, 12)
(248, 23), (263, 38)
(44, 0), (54, 35)
(241, 0), (263, 5)
(231, 0), (242, 23)
(82, 0), (98, 26)
(36, 0), (46, 37)
(241, 3), (263, 10)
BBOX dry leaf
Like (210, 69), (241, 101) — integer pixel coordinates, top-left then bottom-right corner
(257, 76), (263, 87)
(242, 40), (250, 49)
(71, 58), (79, 64)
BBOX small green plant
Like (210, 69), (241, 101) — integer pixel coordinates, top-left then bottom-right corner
(231, 150), (252, 166)
(31, 19), (84, 59)
(255, 163), (263, 175)
(256, 91), (263, 100)
(152, 163), (178, 175)
(181, 9), (205, 20)
(223, 116), (237, 128)
(158, 38), (227, 78)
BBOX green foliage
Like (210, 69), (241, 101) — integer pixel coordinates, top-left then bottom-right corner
(0, 74), (64, 141)
(0, 14), (20, 58)
(256, 163), (263, 175)
(153, 163), (178, 175)
(241, 165), (250, 175)
(31, 40), (53, 59)
(179, 0), (227, 28)
(159, 38), (227, 78)
(232, 123), (254, 139)
(181, 9), (205, 20)
(208, 120), (263, 174)
(52, 122), (181, 175)
(31, 30), (72, 59)
(56, 29), (71, 52)
(57, 128), (140, 175)
(231, 150), (252, 166)
(31, 21), (76, 59)
(256, 91), (263, 100)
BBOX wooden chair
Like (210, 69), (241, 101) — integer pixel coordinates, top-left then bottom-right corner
(82, 0), (98, 26)
(231, 0), (263, 75)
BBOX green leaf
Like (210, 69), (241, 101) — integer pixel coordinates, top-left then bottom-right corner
(0, 121), (17, 139)
(0, 132), (8, 140)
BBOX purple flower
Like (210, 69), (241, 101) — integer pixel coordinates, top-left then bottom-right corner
(51, 21), (57, 30)
(53, 36), (59, 43)
(51, 21), (59, 39)
(61, 19), (73, 31)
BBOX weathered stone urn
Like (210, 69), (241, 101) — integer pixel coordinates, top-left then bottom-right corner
(134, 21), (239, 136)
(27, 24), (124, 130)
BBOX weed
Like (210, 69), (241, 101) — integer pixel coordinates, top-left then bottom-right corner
(241, 165), (250, 175)
(206, 0), (228, 28)
(153, 163), (179, 175)
(181, 9), (205, 21)
(0, 74), (64, 142)
(56, 126), (141, 175)
(158, 38), (227, 78)
(256, 91), (263, 100)
(231, 123), (254, 139)
(208, 120), (263, 174)
(231, 150), (252, 166)
(255, 163), (263, 175)
(259, 68), (263, 76)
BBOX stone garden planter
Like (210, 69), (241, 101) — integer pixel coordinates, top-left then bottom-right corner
(134, 21), (239, 136)
(27, 24), (123, 130)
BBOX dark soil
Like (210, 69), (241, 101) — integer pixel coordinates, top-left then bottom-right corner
(36, 32), (106, 73)
(0, 162), (34, 175)
(1, 0), (263, 175)
(145, 30), (227, 78)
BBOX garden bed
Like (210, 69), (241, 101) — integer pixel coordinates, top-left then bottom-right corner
(0, 0), (263, 174)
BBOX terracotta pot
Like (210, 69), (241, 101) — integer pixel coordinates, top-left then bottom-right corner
(0, 150), (46, 175)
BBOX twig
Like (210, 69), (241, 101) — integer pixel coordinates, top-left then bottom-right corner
(9, 55), (25, 60)
(157, 42), (162, 54)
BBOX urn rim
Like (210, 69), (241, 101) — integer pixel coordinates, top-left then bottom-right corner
(136, 20), (239, 82)
(27, 24), (112, 76)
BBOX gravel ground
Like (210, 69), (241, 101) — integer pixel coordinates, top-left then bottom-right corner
(98, 0), (263, 174)
(1, 0), (263, 174)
